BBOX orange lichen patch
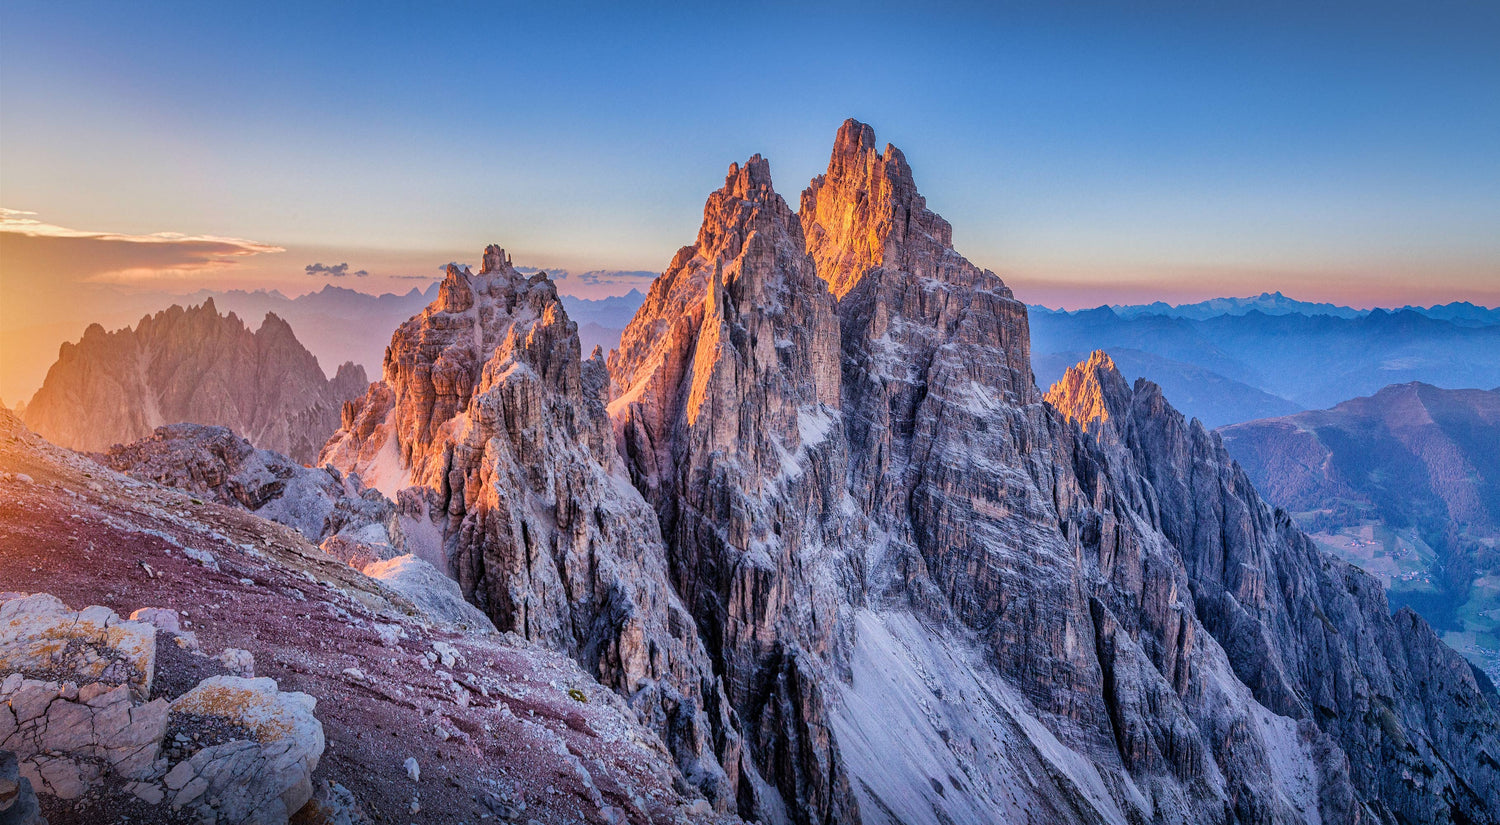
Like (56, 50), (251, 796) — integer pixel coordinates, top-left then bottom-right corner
(171, 683), (294, 744)
(0, 613), (155, 696)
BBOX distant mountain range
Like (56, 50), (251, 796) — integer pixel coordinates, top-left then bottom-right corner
(1098, 291), (1500, 326)
(1030, 303), (1500, 427)
(1220, 383), (1500, 679)
(180, 283), (439, 382)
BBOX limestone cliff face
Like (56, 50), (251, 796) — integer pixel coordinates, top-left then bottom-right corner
(23, 300), (365, 465)
(602, 120), (1500, 824)
(312, 121), (1500, 825)
(802, 120), (1116, 752)
(609, 157), (859, 822)
(800, 119), (960, 300)
(319, 248), (737, 806)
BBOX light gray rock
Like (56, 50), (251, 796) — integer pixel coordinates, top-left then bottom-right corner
(1, 594), (328, 823)
(165, 676), (324, 825)
(101, 423), (400, 554)
(294, 780), (371, 825)
(361, 555), (496, 632)
(1, 593), (156, 699)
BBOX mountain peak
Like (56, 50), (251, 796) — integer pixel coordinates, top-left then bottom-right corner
(800, 118), (955, 297)
(834, 117), (876, 153)
(479, 244), (511, 275)
(685, 153), (799, 259)
(1045, 349), (1132, 429)
(255, 311), (298, 342)
(725, 153), (774, 196)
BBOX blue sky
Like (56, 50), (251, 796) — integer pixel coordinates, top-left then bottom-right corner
(2, 0), (1498, 308)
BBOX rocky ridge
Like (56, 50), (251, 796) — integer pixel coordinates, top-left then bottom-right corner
(609, 155), (856, 820)
(313, 120), (1500, 824)
(320, 248), (739, 807)
(23, 300), (366, 465)
(609, 120), (1500, 823)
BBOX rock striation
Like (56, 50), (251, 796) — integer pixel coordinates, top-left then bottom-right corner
(600, 119), (1500, 824)
(319, 247), (738, 806)
(609, 155), (857, 821)
(23, 300), (366, 465)
(1050, 356), (1500, 824)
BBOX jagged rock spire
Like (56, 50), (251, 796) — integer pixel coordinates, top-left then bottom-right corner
(320, 244), (737, 807)
(608, 156), (855, 823)
(1044, 349), (1133, 430)
(609, 152), (839, 479)
(800, 118), (956, 297)
(479, 244), (510, 274)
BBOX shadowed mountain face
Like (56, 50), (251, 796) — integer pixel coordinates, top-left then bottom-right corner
(1221, 384), (1500, 535)
(187, 284), (439, 390)
(23, 299), (366, 464)
(1221, 384), (1500, 678)
(1028, 304), (1500, 426)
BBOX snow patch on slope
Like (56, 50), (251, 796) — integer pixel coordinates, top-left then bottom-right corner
(360, 429), (411, 499)
(832, 610), (1137, 825)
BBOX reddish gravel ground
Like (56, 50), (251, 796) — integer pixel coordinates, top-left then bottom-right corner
(0, 414), (731, 825)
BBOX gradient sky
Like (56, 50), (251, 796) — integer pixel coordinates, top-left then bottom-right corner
(2, 1), (1498, 315)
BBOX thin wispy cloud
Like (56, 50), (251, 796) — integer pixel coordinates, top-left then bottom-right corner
(305, 262), (368, 277)
(0, 207), (283, 283)
(516, 265), (656, 287)
(575, 270), (656, 287)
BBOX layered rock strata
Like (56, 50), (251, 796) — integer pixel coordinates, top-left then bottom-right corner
(603, 119), (1500, 824)
(314, 120), (1500, 824)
